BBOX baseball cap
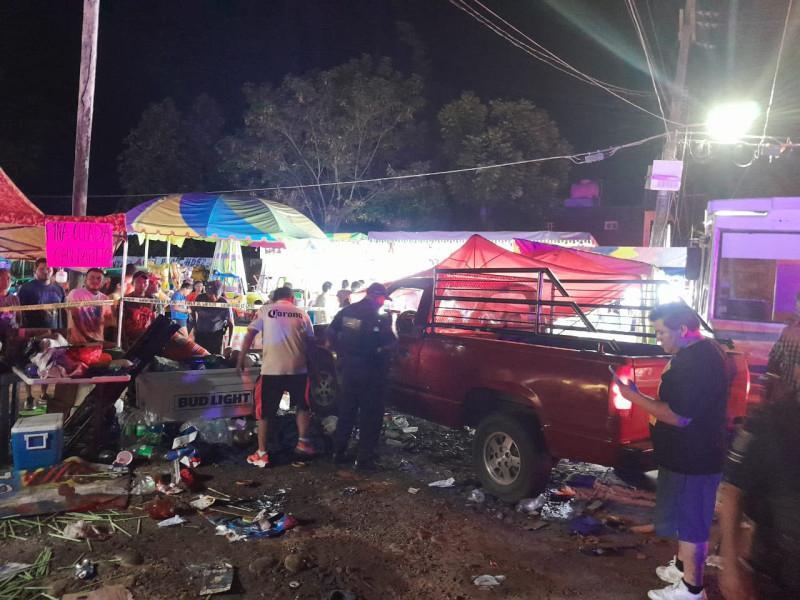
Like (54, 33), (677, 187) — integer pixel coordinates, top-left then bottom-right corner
(365, 283), (391, 298)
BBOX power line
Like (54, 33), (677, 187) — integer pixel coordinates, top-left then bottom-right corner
(30, 131), (670, 200)
(468, 0), (650, 97)
(625, 0), (670, 134)
(449, 0), (685, 126)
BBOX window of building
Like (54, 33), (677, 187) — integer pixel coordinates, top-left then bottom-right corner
(713, 232), (800, 323)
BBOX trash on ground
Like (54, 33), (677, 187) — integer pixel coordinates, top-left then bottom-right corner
(190, 495), (217, 510)
(321, 415), (338, 436)
(568, 515), (606, 536)
(131, 475), (157, 496)
(342, 487), (360, 496)
(515, 494), (546, 515)
(467, 489), (486, 503)
(146, 497), (177, 520)
(472, 574), (506, 587)
(572, 481), (655, 507)
(63, 519), (113, 541)
(157, 515), (187, 527)
(289, 580), (301, 589)
(172, 426), (199, 449)
(428, 477), (455, 488)
(211, 511), (298, 542)
(188, 562), (234, 596)
(74, 558), (97, 580)
(408, 487), (420, 494)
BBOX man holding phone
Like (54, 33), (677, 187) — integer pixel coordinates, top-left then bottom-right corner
(616, 303), (730, 600)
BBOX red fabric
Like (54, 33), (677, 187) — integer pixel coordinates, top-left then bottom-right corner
(0, 169), (43, 223)
(513, 239), (653, 278)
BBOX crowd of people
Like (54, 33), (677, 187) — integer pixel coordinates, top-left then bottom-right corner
(0, 258), (240, 358)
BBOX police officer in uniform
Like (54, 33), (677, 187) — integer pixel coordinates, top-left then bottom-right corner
(328, 283), (395, 470)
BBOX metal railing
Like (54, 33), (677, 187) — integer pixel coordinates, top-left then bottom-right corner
(431, 267), (673, 344)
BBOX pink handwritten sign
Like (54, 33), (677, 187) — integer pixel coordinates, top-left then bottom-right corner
(45, 220), (114, 268)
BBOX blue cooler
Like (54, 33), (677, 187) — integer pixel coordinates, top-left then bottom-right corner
(11, 413), (64, 470)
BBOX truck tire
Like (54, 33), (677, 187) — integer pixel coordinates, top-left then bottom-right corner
(473, 412), (551, 502)
(310, 366), (338, 416)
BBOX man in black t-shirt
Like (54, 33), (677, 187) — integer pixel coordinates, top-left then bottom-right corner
(618, 302), (729, 600)
(719, 398), (800, 599)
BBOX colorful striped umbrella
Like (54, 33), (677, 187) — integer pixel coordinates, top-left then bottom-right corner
(125, 193), (326, 245)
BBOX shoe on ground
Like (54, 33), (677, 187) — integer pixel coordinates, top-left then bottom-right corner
(246, 450), (270, 468)
(656, 556), (684, 584)
(294, 440), (316, 457)
(647, 580), (706, 600)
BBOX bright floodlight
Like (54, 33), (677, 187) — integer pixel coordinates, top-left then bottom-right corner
(706, 101), (760, 143)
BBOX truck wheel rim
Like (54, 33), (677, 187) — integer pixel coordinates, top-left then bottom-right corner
(313, 372), (336, 408)
(483, 431), (521, 486)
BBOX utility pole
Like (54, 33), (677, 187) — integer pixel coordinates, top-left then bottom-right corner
(649, 0), (695, 247)
(71, 0), (100, 217)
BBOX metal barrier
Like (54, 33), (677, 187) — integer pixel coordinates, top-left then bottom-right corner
(431, 267), (673, 344)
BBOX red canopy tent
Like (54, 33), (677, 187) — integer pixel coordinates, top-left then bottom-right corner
(0, 168), (127, 260)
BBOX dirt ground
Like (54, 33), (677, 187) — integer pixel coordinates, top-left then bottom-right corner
(0, 413), (728, 600)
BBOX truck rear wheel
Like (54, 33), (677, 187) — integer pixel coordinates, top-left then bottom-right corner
(310, 367), (338, 416)
(473, 412), (551, 502)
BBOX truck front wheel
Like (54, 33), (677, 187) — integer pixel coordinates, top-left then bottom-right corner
(473, 413), (551, 502)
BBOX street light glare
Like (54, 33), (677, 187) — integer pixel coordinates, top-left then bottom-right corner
(706, 101), (760, 143)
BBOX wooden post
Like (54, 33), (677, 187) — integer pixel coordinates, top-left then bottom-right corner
(71, 0), (100, 217)
(649, 0), (695, 247)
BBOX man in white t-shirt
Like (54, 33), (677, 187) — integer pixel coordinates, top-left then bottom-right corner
(237, 286), (315, 468)
(67, 268), (113, 345)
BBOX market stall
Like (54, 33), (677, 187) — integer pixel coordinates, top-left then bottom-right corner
(122, 193), (326, 421)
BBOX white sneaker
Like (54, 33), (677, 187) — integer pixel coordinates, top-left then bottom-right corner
(656, 556), (684, 584)
(647, 579), (706, 600)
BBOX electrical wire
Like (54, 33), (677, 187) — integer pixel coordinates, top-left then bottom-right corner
(759, 0), (794, 142)
(30, 132), (670, 200)
(449, 0), (685, 126)
(468, 0), (650, 97)
(624, 0), (670, 134)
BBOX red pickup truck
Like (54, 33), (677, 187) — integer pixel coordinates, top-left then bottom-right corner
(311, 268), (750, 502)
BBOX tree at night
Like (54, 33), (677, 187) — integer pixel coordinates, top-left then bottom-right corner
(438, 92), (572, 228)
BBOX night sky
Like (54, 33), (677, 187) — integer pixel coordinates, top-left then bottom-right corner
(1, 0), (797, 218)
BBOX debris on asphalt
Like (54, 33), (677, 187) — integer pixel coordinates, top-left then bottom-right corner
(189, 495), (217, 511)
(289, 580), (301, 589)
(189, 561), (234, 596)
(408, 487), (420, 494)
(428, 477), (455, 488)
(342, 487), (360, 496)
(63, 519), (112, 541)
(210, 511), (298, 542)
(466, 488), (486, 503)
(568, 515), (605, 536)
(515, 494), (546, 515)
(157, 515), (187, 528)
(130, 474), (157, 496)
(472, 574), (506, 587)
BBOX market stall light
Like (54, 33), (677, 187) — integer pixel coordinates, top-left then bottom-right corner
(705, 101), (760, 143)
(712, 210), (768, 217)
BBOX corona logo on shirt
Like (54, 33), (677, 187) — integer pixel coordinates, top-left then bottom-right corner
(267, 308), (303, 319)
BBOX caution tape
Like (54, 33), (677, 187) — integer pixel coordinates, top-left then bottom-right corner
(0, 296), (324, 313)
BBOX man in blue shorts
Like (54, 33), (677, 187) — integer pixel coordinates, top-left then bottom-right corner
(618, 303), (730, 600)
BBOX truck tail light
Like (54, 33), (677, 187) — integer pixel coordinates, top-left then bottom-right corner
(610, 364), (635, 412)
